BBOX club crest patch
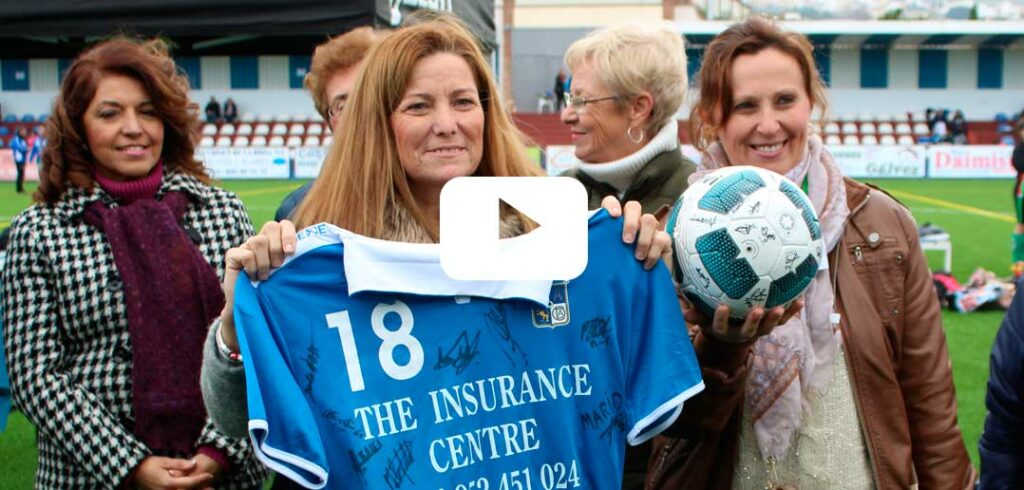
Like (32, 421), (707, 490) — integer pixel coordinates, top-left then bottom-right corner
(532, 281), (570, 328)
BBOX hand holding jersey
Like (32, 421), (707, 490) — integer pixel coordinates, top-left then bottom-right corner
(218, 197), (670, 354)
(220, 219), (299, 353)
(232, 211), (702, 489)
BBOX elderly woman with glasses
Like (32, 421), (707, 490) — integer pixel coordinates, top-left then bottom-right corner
(559, 24), (811, 490)
(559, 23), (695, 221)
(558, 23), (694, 489)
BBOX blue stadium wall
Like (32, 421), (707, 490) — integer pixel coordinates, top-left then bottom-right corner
(5, 31), (1024, 121)
(0, 55), (319, 119)
(510, 28), (1024, 120)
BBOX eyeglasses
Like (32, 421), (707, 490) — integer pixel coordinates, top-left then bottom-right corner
(327, 95), (348, 123)
(563, 93), (620, 114)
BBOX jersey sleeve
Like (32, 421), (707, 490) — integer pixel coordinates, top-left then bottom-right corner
(0, 332), (9, 432)
(234, 275), (329, 489)
(621, 262), (705, 446)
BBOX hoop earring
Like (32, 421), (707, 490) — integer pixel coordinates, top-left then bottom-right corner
(627, 126), (644, 144)
(700, 126), (717, 147)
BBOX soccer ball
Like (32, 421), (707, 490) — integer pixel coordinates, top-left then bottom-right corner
(666, 165), (824, 320)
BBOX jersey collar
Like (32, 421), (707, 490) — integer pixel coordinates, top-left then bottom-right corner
(290, 223), (553, 307)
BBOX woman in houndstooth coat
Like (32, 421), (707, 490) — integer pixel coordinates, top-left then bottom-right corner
(0, 38), (266, 489)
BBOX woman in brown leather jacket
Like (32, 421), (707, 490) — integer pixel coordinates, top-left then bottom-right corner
(647, 18), (975, 490)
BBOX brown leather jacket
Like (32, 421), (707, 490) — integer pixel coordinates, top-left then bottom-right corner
(647, 178), (976, 490)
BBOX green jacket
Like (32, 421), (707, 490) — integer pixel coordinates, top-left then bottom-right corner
(561, 146), (697, 215)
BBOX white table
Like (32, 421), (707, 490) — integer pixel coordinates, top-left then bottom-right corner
(921, 238), (952, 272)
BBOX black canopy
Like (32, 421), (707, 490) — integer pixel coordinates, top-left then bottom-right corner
(0, 0), (494, 57)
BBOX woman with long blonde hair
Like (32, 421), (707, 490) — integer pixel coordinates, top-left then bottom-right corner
(201, 16), (688, 490)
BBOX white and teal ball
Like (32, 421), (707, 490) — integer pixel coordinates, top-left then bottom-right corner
(666, 165), (824, 320)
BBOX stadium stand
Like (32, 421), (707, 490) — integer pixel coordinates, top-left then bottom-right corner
(0, 109), (1007, 150)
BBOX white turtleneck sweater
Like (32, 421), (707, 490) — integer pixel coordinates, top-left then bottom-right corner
(576, 119), (679, 197)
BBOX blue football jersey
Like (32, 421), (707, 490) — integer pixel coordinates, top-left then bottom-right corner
(234, 210), (704, 489)
(0, 316), (8, 432)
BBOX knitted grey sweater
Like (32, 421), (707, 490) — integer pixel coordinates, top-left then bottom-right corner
(200, 324), (249, 439)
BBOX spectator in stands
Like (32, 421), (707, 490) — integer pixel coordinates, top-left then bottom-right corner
(926, 107), (936, 131)
(1012, 125), (1024, 276)
(558, 23), (715, 488)
(648, 17), (975, 490)
(28, 126), (45, 165)
(932, 110), (949, 143)
(9, 127), (28, 193)
(204, 95), (221, 123)
(950, 109), (968, 144)
(274, 26), (384, 221)
(1, 37), (266, 489)
(979, 281), (1024, 488)
(222, 97), (238, 124)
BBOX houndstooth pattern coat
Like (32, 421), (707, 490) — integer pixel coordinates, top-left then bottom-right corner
(1, 171), (268, 489)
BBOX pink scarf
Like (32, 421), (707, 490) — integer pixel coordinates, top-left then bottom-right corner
(691, 134), (849, 459)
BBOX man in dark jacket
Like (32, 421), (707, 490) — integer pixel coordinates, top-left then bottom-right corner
(980, 281), (1024, 488)
(204, 96), (221, 123)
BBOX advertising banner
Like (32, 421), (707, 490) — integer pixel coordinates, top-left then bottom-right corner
(0, 150), (40, 182)
(294, 146), (327, 179)
(198, 147), (290, 179)
(927, 145), (1015, 179)
(829, 145), (927, 179)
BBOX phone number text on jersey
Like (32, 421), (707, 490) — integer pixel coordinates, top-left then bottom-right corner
(439, 459), (582, 490)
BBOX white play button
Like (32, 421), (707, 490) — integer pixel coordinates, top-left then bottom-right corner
(440, 177), (589, 280)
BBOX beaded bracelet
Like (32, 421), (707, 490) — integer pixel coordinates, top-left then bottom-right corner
(214, 319), (243, 363)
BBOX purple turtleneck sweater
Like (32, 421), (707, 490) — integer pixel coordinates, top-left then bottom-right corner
(93, 160), (163, 203)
